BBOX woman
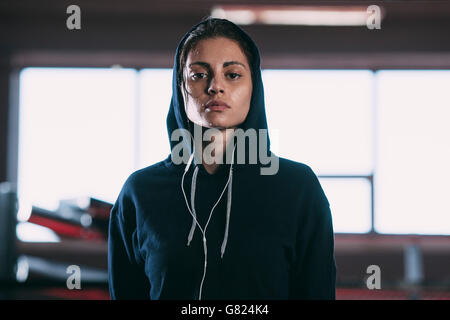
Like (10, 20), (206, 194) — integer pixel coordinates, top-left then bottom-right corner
(108, 17), (336, 300)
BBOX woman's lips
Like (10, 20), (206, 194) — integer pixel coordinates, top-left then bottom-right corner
(205, 99), (230, 112)
(206, 105), (228, 111)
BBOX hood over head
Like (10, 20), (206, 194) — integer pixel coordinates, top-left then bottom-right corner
(164, 19), (279, 298)
(166, 17), (273, 173)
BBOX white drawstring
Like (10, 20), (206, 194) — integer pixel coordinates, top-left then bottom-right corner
(181, 143), (236, 300)
(221, 164), (233, 258)
(186, 165), (199, 246)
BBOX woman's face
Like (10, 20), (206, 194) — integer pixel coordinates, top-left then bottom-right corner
(182, 37), (253, 129)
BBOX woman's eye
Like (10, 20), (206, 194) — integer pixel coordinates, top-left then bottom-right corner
(227, 73), (241, 80)
(192, 73), (207, 80)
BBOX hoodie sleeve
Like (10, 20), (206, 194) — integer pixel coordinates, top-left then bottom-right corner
(289, 168), (337, 300)
(108, 181), (151, 299)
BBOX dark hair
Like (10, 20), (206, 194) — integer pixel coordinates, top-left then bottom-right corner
(177, 17), (254, 100)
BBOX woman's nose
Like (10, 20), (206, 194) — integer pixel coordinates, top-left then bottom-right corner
(207, 77), (224, 95)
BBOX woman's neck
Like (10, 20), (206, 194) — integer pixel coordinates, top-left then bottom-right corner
(201, 127), (235, 175)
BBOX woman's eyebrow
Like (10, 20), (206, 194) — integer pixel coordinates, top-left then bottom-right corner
(189, 61), (247, 69)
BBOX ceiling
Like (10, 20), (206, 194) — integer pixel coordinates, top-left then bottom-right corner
(1, 0), (450, 69)
(1, 0), (450, 19)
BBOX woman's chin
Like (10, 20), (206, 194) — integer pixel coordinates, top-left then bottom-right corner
(203, 117), (231, 129)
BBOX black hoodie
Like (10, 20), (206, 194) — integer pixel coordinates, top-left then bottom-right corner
(108, 18), (336, 300)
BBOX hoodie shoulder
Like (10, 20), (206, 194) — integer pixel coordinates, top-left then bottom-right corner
(119, 157), (175, 197)
(276, 156), (329, 206)
(278, 156), (317, 180)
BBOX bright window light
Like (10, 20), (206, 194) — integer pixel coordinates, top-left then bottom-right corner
(138, 69), (173, 169)
(262, 70), (374, 175)
(16, 222), (60, 243)
(20, 67), (448, 235)
(319, 178), (372, 233)
(18, 68), (137, 210)
(375, 70), (450, 235)
(211, 5), (381, 26)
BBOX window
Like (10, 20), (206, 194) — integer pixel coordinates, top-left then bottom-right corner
(319, 178), (372, 233)
(18, 68), (137, 211)
(17, 67), (449, 235)
(137, 69), (173, 169)
(374, 70), (450, 235)
(262, 70), (374, 233)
